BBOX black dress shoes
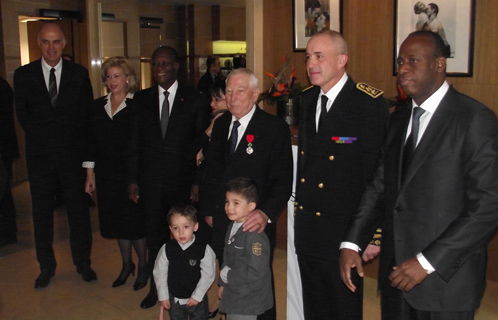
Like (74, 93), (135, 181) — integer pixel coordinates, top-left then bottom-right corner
(76, 264), (97, 282)
(208, 308), (219, 318)
(140, 292), (158, 309)
(34, 268), (55, 289)
(133, 279), (147, 291)
(133, 266), (148, 291)
(112, 263), (135, 287)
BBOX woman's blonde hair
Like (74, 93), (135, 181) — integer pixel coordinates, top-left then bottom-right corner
(101, 56), (139, 93)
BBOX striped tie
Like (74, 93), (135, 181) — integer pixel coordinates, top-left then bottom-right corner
(49, 68), (58, 108)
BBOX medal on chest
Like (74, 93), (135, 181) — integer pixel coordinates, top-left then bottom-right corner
(246, 134), (254, 154)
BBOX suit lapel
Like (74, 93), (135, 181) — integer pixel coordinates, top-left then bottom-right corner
(306, 92), (319, 141)
(328, 77), (354, 114)
(217, 112), (231, 160)
(389, 104), (412, 189)
(170, 85), (184, 119)
(400, 89), (456, 189)
(148, 86), (164, 139)
(33, 60), (51, 103)
(58, 60), (70, 103)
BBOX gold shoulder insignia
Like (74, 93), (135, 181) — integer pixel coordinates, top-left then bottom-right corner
(356, 83), (383, 98)
(302, 85), (314, 93)
(252, 242), (262, 256)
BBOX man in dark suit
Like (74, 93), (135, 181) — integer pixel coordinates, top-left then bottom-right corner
(340, 31), (498, 320)
(200, 68), (293, 320)
(294, 30), (389, 320)
(128, 46), (211, 309)
(0, 76), (20, 247)
(14, 23), (95, 288)
(197, 56), (221, 98)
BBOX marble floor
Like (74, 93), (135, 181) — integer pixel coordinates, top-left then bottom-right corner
(1, 181), (498, 319)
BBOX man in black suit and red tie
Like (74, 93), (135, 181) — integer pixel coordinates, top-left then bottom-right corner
(340, 31), (498, 320)
(199, 68), (293, 320)
(128, 46), (211, 309)
(14, 23), (96, 289)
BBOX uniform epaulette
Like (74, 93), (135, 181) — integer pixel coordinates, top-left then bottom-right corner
(369, 228), (382, 246)
(356, 83), (383, 98)
(301, 85), (314, 93)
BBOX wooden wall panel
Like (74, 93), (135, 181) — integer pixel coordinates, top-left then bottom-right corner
(262, 0), (308, 114)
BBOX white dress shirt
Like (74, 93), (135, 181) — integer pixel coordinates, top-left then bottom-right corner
(228, 104), (257, 150)
(315, 72), (348, 132)
(41, 58), (62, 92)
(158, 80), (178, 118)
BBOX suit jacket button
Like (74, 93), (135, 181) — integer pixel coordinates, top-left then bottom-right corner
(316, 212), (321, 217)
(329, 155), (335, 161)
(299, 206), (303, 210)
(295, 201), (299, 205)
(394, 207), (401, 213)
(318, 183), (324, 188)
(301, 151), (305, 155)
(301, 178), (305, 183)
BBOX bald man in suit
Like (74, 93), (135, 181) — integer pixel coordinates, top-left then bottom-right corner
(14, 23), (95, 289)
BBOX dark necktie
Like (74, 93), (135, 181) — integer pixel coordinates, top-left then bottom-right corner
(318, 95), (328, 129)
(49, 68), (58, 108)
(229, 120), (241, 156)
(402, 106), (425, 178)
(161, 91), (170, 138)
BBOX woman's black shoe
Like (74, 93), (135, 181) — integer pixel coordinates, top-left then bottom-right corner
(208, 309), (219, 318)
(112, 263), (135, 287)
(133, 266), (148, 291)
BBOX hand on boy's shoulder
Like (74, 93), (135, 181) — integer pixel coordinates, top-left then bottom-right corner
(242, 209), (268, 233)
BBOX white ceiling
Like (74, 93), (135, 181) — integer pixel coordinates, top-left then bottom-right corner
(139, 0), (245, 7)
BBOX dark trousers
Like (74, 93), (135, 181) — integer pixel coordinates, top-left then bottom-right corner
(298, 254), (363, 320)
(380, 276), (475, 320)
(28, 161), (92, 270)
(168, 295), (209, 320)
(0, 158), (17, 242)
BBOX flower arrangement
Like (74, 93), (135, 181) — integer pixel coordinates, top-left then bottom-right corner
(259, 55), (302, 105)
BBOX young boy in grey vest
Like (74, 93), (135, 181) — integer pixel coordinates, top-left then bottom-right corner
(153, 204), (216, 319)
(218, 178), (273, 320)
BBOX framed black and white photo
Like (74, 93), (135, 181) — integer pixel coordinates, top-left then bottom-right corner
(293, 0), (342, 51)
(394, 0), (476, 76)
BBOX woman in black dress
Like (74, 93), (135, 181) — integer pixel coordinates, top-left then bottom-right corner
(84, 57), (147, 290)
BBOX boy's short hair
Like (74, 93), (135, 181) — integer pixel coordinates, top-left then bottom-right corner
(226, 177), (258, 204)
(167, 204), (198, 225)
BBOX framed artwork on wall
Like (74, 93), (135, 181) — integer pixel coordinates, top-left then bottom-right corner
(394, 0), (476, 76)
(293, 0), (342, 51)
